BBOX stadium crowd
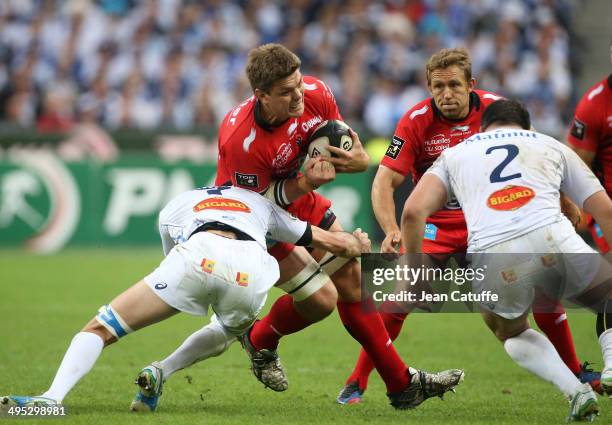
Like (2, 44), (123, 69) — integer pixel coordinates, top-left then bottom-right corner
(0, 0), (578, 139)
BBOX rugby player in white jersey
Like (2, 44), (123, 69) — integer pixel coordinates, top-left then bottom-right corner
(400, 99), (612, 421)
(0, 184), (371, 412)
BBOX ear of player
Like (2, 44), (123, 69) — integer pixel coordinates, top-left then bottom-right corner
(307, 120), (353, 158)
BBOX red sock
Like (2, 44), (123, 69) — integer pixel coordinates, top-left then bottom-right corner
(249, 295), (311, 351)
(337, 300), (409, 393)
(346, 311), (408, 390)
(533, 301), (582, 374)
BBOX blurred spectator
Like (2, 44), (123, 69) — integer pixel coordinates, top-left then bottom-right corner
(37, 81), (76, 133)
(0, 0), (581, 140)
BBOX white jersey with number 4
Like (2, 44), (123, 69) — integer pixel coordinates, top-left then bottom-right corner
(158, 186), (309, 255)
(427, 128), (604, 251)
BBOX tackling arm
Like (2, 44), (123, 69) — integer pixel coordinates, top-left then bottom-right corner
(372, 165), (406, 254)
(261, 158), (336, 207)
(560, 193), (581, 228)
(309, 226), (371, 258)
(583, 191), (612, 243)
(563, 145), (597, 228)
(400, 174), (448, 253)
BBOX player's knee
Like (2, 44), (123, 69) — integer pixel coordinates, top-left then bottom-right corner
(482, 309), (529, 342)
(313, 281), (338, 314)
(84, 304), (134, 346)
(294, 281), (337, 322)
(82, 318), (116, 346)
(495, 320), (530, 342)
(331, 259), (361, 302)
(207, 323), (236, 357)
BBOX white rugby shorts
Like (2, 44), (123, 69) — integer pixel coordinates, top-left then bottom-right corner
(469, 219), (602, 319)
(144, 231), (280, 335)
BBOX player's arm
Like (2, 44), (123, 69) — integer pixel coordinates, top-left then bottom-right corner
(560, 193), (581, 229)
(372, 165), (406, 254)
(530, 126), (582, 228)
(583, 191), (612, 242)
(563, 119), (596, 227)
(309, 226), (371, 258)
(560, 145), (608, 234)
(272, 158), (336, 207)
(219, 139), (328, 207)
(567, 93), (600, 170)
(269, 204), (370, 257)
(400, 174), (448, 253)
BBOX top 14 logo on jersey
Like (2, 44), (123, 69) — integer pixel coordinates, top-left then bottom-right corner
(570, 118), (586, 140)
(385, 136), (405, 159)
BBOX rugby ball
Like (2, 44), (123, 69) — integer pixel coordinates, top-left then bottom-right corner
(307, 120), (353, 158)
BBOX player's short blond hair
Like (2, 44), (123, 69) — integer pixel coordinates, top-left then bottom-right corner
(246, 44), (301, 93)
(426, 48), (472, 84)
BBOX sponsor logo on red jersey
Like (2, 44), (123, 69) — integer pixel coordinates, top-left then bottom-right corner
(301, 116), (323, 132)
(272, 142), (294, 168)
(424, 134), (451, 155)
(486, 185), (535, 211)
(193, 197), (251, 213)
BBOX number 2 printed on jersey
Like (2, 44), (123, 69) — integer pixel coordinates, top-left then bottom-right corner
(486, 144), (522, 183)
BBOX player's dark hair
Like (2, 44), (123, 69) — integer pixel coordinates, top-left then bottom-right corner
(246, 44), (301, 93)
(481, 99), (531, 131)
(426, 48), (472, 84)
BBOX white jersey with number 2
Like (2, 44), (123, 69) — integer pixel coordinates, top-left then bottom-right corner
(426, 128), (604, 252)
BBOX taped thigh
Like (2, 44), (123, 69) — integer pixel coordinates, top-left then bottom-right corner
(318, 252), (351, 276)
(276, 261), (329, 302)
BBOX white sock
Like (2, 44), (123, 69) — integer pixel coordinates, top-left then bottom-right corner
(160, 321), (236, 378)
(41, 332), (105, 403)
(599, 329), (612, 371)
(504, 328), (583, 398)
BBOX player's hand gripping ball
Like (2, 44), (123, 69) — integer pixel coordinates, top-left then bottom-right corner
(307, 120), (353, 158)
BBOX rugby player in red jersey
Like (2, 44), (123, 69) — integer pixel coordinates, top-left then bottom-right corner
(337, 48), (599, 404)
(568, 74), (612, 254)
(150, 44), (464, 409)
(568, 73), (612, 392)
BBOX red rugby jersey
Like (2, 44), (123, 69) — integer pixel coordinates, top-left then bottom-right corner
(381, 89), (502, 221)
(215, 76), (342, 197)
(567, 74), (612, 195)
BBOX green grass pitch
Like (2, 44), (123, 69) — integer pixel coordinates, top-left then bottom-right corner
(0, 249), (607, 424)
